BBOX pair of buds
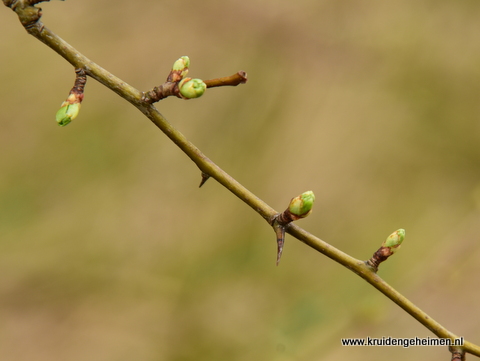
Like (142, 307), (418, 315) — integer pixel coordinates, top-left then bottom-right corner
(168, 56), (206, 99)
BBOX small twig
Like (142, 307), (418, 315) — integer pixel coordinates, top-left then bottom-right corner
(142, 58), (247, 104)
(142, 71), (248, 104)
(204, 71), (248, 88)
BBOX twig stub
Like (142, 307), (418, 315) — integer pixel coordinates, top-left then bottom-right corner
(204, 71), (248, 88)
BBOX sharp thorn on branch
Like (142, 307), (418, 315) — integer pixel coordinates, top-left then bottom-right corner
(199, 172), (210, 188)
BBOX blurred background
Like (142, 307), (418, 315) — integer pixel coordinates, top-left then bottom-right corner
(1, 1), (480, 360)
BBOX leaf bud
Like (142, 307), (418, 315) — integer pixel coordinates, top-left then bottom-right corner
(288, 191), (315, 218)
(168, 56), (190, 82)
(178, 78), (207, 99)
(55, 93), (83, 127)
(382, 229), (405, 254)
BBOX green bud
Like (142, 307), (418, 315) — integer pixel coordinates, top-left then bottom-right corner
(172, 56), (190, 73)
(288, 191), (315, 218)
(383, 229), (405, 253)
(56, 101), (81, 127)
(168, 56), (190, 82)
(178, 78), (207, 99)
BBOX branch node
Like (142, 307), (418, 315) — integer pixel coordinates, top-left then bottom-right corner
(142, 82), (179, 103)
(17, 4), (42, 29)
(450, 346), (465, 361)
(269, 191), (315, 265)
(4, 0), (63, 29)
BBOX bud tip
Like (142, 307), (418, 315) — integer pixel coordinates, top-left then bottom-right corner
(383, 229), (405, 251)
(56, 102), (81, 127)
(288, 190), (315, 218)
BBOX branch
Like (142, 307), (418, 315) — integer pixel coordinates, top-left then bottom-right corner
(3, 1), (479, 359)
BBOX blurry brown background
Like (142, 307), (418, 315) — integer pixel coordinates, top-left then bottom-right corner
(1, 1), (480, 360)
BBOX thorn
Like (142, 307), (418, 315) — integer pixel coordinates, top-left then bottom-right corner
(276, 237), (284, 266)
(199, 172), (210, 188)
(273, 222), (286, 266)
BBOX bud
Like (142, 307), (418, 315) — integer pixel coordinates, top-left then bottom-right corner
(178, 78), (207, 99)
(382, 229), (405, 254)
(56, 68), (86, 126)
(366, 229), (406, 272)
(168, 56), (190, 82)
(55, 93), (83, 127)
(172, 56), (190, 73)
(288, 191), (315, 218)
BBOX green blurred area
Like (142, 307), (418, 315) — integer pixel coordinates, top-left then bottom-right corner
(2, 1), (480, 360)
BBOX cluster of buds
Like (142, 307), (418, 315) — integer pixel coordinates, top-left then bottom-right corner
(143, 56), (207, 103)
(271, 191), (316, 265)
(168, 56), (206, 99)
(55, 68), (86, 126)
(142, 56), (248, 103)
